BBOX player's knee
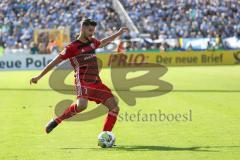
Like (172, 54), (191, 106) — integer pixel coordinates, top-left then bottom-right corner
(76, 98), (88, 111)
(110, 106), (120, 113)
(76, 104), (87, 111)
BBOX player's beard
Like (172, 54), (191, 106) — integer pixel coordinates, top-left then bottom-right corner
(87, 35), (93, 41)
(83, 32), (87, 41)
(83, 33), (92, 41)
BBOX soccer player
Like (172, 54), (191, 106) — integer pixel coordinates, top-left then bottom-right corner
(30, 19), (128, 134)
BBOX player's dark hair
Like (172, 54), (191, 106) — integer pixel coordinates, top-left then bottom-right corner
(81, 18), (97, 27)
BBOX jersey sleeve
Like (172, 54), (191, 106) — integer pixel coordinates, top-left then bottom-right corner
(59, 44), (75, 60)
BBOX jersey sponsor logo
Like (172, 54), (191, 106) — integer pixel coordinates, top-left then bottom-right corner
(90, 43), (96, 49)
(84, 54), (96, 61)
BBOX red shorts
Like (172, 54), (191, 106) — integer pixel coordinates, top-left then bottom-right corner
(75, 80), (114, 104)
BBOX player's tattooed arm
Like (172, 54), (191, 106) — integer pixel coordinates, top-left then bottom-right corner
(99, 27), (128, 48)
(30, 55), (63, 84)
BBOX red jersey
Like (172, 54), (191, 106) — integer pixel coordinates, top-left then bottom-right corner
(59, 38), (101, 83)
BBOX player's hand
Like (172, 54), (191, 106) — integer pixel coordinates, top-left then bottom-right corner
(118, 27), (128, 35)
(30, 76), (40, 85)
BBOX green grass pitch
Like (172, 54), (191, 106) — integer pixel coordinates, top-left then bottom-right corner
(0, 65), (240, 160)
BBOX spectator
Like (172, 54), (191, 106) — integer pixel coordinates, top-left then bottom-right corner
(0, 0), (122, 51)
(47, 39), (58, 54)
(1, 0), (239, 52)
(121, 0), (240, 39)
(30, 42), (39, 54)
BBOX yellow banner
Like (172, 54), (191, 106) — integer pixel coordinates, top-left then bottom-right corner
(34, 28), (70, 53)
(96, 50), (240, 67)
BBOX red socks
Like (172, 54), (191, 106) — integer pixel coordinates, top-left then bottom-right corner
(55, 103), (81, 124)
(55, 103), (118, 132)
(103, 111), (119, 131)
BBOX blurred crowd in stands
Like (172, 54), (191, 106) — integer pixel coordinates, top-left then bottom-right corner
(0, 0), (121, 53)
(121, 0), (240, 39)
(0, 0), (239, 54)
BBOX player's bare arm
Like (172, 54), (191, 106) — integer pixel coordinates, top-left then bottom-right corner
(99, 27), (128, 48)
(30, 54), (63, 84)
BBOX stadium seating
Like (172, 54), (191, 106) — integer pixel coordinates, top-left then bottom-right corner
(121, 0), (240, 39)
(0, 0), (121, 51)
(0, 0), (239, 52)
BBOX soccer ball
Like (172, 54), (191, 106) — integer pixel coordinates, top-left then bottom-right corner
(98, 131), (116, 148)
